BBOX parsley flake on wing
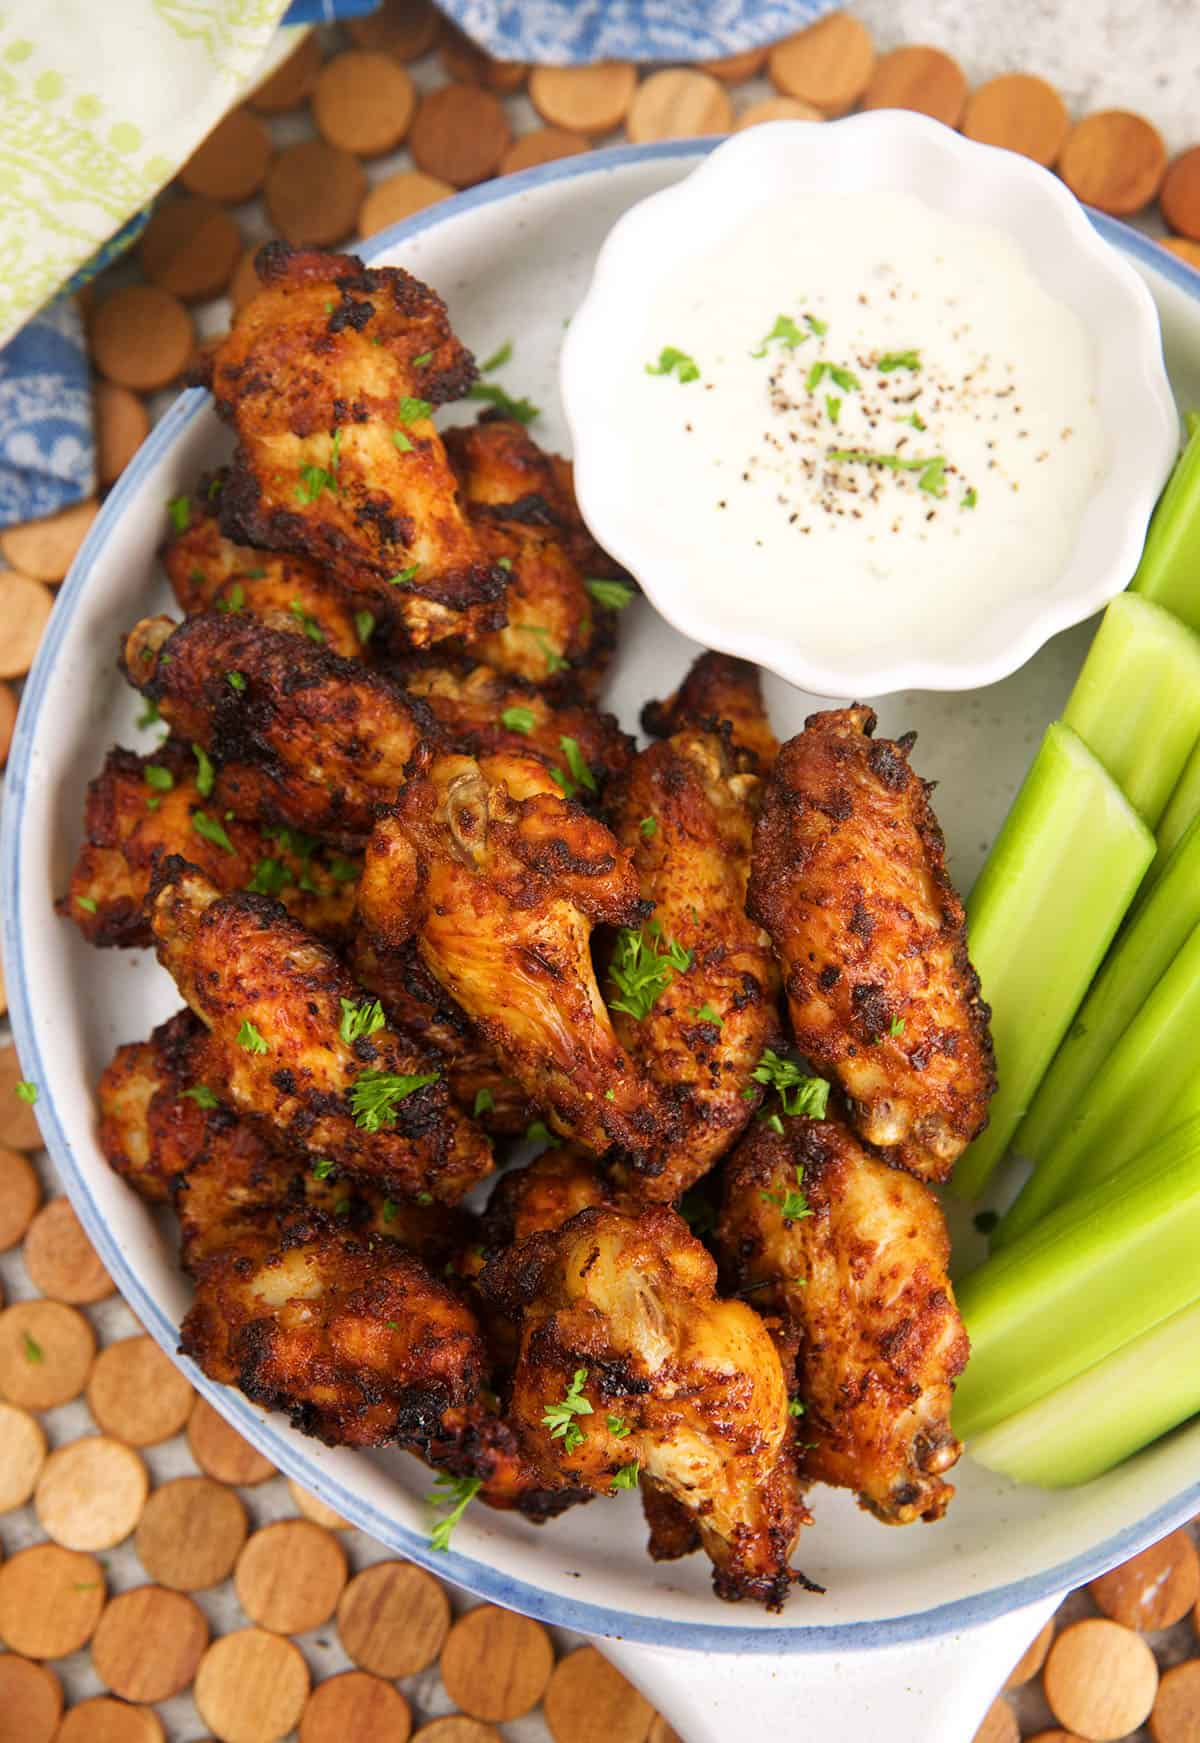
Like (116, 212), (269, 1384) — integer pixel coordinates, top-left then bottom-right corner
(542, 1367), (593, 1453)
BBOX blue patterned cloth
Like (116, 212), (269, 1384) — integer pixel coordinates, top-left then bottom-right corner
(435, 0), (830, 63)
(0, 297), (94, 530)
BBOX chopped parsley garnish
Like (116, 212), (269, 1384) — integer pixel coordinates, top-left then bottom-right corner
(246, 857), (288, 896)
(339, 996), (386, 1045)
(518, 624), (568, 673)
(542, 1367), (593, 1453)
(412, 349), (433, 367)
(428, 1472), (482, 1551)
(389, 564), (419, 587)
(192, 810), (235, 854)
(645, 346), (699, 384)
(480, 340), (513, 372)
(466, 382), (540, 422)
(974, 1208), (1000, 1236)
(397, 395), (433, 424)
(806, 313), (829, 337)
(760, 1111), (785, 1135)
(611, 1461), (640, 1490)
(181, 1085), (219, 1109)
(608, 921), (693, 1021)
(289, 600), (325, 643)
(828, 448), (948, 498)
(826, 394), (842, 426)
(136, 697), (161, 730)
(679, 1186), (717, 1237)
(639, 817), (657, 839)
(525, 1118), (553, 1145)
(268, 824), (320, 860)
(607, 1414), (632, 1438)
(559, 736), (596, 794)
(788, 1398), (805, 1418)
(961, 487), (978, 510)
(500, 705), (536, 735)
(902, 411), (927, 431)
(918, 456), (947, 498)
(751, 314), (807, 358)
(497, 556), (513, 571)
(226, 671), (246, 692)
(312, 1158), (335, 1180)
(333, 1197), (351, 1218)
(191, 744), (215, 797)
(237, 1019), (268, 1054)
(807, 361), (860, 393)
(748, 1050), (830, 1118)
(296, 457), (337, 503)
(584, 578), (635, 610)
(473, 1087), (495, 1117)
(23, 1330), (43, 1363)
(166, 495), (190, 533)
(355, 609), (376, 645)
(761, 1163), (813, 1223)
(330, 856), (360, 884)
(416, 1192), (433, 1206)
(144, 764), (174, 792)
(691, 1003), (723, 1027)
(349, 1068), (440, 1131)
(217, 583), (245, 614)
(890, 1015), (906, 1037)
(382, 1199), (398, 1223)
(877, 349), (922, 372)
(14, 1080), (38, 1105)
(76, 895), (97, 914)
(392, 430), (414, 452)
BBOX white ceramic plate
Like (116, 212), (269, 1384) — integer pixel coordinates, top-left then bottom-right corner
(6, 147), (1200, 1687)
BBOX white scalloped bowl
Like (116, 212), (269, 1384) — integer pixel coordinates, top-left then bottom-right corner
(560, 113), (1179, 697)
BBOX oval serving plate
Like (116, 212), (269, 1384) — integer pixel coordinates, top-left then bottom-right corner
(6, 143), (1200, 1657)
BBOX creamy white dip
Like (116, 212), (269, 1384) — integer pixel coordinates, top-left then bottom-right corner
(632, 189), (1107, 670)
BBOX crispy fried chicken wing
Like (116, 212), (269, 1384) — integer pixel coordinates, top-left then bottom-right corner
(482, 1205), (809, 1607)
(97, 1009), (205, 1204)
(642, 652), (779, 772)
(149, 858), (493, 1204)
(359, 748), (675, 1162)
(481, 1145), (615, 1248)
(748, 707), (995, 1182)
(63, 743), (358, 948)
(162, 480), (363, 658)
(605, 714), (782, 1199)
(204, 244), (507, 651)
(717, 1115), (968, 1524)
(124, 612), (439, 843)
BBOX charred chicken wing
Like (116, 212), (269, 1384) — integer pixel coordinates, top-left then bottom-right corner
(642, 652), (780, 772)
(717, 1115), (968, 1524)
(748, 707), (995, 1181)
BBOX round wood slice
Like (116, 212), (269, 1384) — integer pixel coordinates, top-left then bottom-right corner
(543, 1647), (656, 1743)
(337, 1560), (450, 1677)
(287, 1477), (351, 1530)
(249, 31), (322, 112)
(87, 1334), (194, 1446)
(91, 1585), (209, 1702)
(0, 575), (54, 683)
(1090, 1529), (1200, 1631)
(34, 1434), (148, 1551)
(0, 1299), (96, 1409)
(188, 1395), (277, 1485)
(1043, 1618), (1159, 1740)
(181, 107), (272, 204)
(700, 45), (769, 82)
(0, 1543), (106, 1657)
(264, 140), (366, 246)
(194, 1628), (311, 1743)
(313, 51), (416, 156)
(55, 1698), (164, 1743)
(1164, 237), (1200, 270)
(501, 128), (590, 175)
(358, 170), (453, 237)
(961, 72), (1069, 166)
(0, 1147), (40, 1250)
(0, 683), (15, 769)
(972, 1697), (1019, 1743)
(234, 1519), (349, 1634)
(299, 1671), (412, 1743)
(409, 84), (512, 187)
(441, 1604), (555, 1720)
(529, 62), (638, 135)
(0, 498), (98, 582)
(625, 69), (734, 143)
(411, 1723), (501, 1743)
(135, 1474), (248, 1590)
(1057, 110), (1167, 215)
(1150, 1660), (1200, 1743)
(139, 197), (242, 302)
(89, 286), (194, 391)
(1005, 1616), (1056, 1688)
(23, 1195), (113, 1303)
(862, 44), (968, 127)
(1162, 147), (1200, 242)
(0, 1654), (62, 1743)
(347, 0), (441, 63)
(0, 1400), (46, 1510)
(736, 95), (822, 128)
(94, 384), (150, 487)
(767, 12), (874, 116)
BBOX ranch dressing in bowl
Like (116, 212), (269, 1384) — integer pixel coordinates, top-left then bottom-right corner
(633, 189), (1107, 669)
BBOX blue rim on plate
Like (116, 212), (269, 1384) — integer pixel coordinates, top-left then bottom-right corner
(5, 140), (1200, 1657)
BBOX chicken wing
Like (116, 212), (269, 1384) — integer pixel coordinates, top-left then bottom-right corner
(481, 1145), (616, 1248)
(203, 244), (507, 651)
(149, 857), (493, 1204)
(63, 743), (358, 949)
(162, 479), (364, 658)
(605, 714), (782, 1200)
(482, 1205), (810, 1607)
(717, 1115), (968, 1524)
(358, 747), (675, 1162)
(97, 1008), (206, 1204)
(642, 652), (780, 772)
(748, 707), (995, 1182)
(123, 612), (439, 843)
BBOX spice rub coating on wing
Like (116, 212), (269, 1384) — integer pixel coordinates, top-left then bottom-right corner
(203, 244), (507, 651)
(748, 706), (995, 1182)
(149, 858), (493, 1205)
(642, 652), (780, 773)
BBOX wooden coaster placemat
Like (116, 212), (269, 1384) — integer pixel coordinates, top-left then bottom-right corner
(2, 5), (1200, 1740)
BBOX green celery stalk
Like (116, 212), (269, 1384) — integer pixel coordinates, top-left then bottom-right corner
(953, 1116), (1200, 1440)
(1061, 593), (1200, 826)
(968, 1297), (1200, 1488)
(1131, 411), (1200, 630)
(1149, 732), (1200, 896)
(1015, 813), (1200, 1162)
(953, 723), (1154, 1202)
(994, 913), (1200, 1244)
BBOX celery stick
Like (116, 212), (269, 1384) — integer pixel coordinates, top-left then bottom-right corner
(1150, 732), (1200, 893)
(1061, 594), (1200, 826)
(1131, 411), (1200, 630)
(1015, 813), (1200, 1163)
(953, 1116), (1200, 1439)
(968, 1298), (1200, 1488)
(994, 913), (1200, 1244)
(953, 724), (1154, 1202)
